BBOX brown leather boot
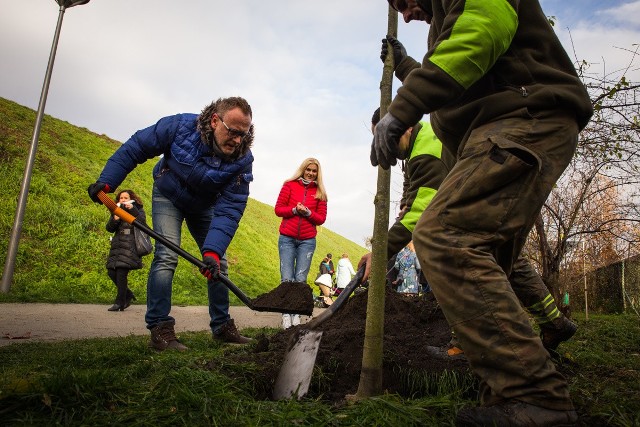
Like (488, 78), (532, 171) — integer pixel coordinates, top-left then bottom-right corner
(456, 401), (578, 427)
(541, 317), (578, 351)
(213, 319), (252, 344)
(148, 321), (188, 352)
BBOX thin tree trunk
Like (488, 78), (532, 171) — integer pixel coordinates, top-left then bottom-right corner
(354, 6), (397, 399)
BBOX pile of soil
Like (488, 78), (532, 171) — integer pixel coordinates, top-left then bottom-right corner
(226, 286), (472, 403)
(251, 281), (314, 315)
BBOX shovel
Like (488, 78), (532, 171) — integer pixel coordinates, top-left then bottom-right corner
(96, 190), (313, 315)
(272, 265), (365, 399)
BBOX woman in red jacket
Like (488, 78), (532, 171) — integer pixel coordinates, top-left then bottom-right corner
(274, 158), (328, 329)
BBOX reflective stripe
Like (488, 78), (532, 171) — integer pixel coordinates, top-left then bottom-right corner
(430, 0), (518, 89)
(401, 186), (438, 233)
(409, 121), (442, 160)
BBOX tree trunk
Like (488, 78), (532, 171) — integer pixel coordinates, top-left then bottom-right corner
(354, 6), (397, 399)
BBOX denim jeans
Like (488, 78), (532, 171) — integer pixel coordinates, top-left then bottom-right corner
(278, 235), (316, 283)
(145, 184), (230, 332)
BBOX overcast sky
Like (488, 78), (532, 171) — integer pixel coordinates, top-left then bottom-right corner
(1, 1), (639, 247)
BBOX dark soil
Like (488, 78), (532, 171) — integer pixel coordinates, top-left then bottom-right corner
(251, 281), (314, 315)
(225, 286), (473, 403)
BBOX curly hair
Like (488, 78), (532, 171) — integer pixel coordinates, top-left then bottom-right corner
(197, 97), (254, 157)
(114, 189), (144, 208)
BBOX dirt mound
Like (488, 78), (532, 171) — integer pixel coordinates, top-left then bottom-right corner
(228, 286), (473, 403)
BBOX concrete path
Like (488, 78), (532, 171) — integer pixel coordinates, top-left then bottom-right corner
(0, 303), (320, 347)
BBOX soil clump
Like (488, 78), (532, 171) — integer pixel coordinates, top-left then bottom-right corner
(251, 281), (314, 315)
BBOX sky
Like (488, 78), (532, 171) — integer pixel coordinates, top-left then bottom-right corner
(1, 0), (639, 247)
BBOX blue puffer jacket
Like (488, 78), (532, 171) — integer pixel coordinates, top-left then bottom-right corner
(97, 113), (253, 256)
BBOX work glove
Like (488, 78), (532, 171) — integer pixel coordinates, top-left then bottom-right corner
(380, 35), (407, 70)
(200, 251), (220, 280)
(87, 182), (111, 204)
(370, 112), (408, 169)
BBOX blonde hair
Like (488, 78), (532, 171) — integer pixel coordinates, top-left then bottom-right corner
(285, 157), (327, 201)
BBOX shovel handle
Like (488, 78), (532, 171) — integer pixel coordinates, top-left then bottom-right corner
(305, 265), (365, 329)
(96, 191), (257, 309)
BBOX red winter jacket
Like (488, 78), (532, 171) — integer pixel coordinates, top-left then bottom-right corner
(275, 179), (327, 240)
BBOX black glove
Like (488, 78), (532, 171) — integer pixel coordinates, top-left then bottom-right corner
(380, 35), (407, 70)
(87, 182), (111, 204)
(200, 252), (220, 280)
(371, 112), (408, 169)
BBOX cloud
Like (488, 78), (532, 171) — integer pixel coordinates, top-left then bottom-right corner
(1, 0), (638, 248)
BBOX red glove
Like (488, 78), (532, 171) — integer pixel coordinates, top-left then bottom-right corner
(200, 251), (220, 280)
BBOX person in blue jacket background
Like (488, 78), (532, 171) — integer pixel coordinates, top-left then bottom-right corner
(88, 96), (255, 351)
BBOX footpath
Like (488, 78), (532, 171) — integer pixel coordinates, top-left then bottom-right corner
(0, 303), (319, 347)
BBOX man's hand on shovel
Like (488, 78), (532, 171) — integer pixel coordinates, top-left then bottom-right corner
(200, 252), (220, 280)
(87, 182), (111, 204)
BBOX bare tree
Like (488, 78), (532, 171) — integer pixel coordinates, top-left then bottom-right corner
(524, 43), (640, 303)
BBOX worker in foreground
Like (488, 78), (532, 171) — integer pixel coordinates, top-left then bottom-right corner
(373, 1), (593, 425)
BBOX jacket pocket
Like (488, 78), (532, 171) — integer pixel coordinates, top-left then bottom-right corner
(440, 136), (539, 238)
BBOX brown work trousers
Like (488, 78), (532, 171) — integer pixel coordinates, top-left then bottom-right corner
(414, 110), (578, 410)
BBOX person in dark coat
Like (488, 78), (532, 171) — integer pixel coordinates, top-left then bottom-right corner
(105, 189), (146, 312)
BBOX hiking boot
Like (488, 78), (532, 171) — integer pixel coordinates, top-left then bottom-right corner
(425, 345), (467, 361)
(456, 401), (578, 427)
(148, 321), (188, 352)
(447, 345), (465, 357)
(213, 319), (252, 344)
(541, 317), (578, 351)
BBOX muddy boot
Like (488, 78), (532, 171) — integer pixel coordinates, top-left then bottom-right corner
(456, 401), (578, 427)
(425, 345), (467, 361)
(148, 320), (188, 352)
(213, 319), (252, 344)
(540, 317), (578, 351)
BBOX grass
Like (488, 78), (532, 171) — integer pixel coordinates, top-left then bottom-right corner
(0, 312), (639, 426)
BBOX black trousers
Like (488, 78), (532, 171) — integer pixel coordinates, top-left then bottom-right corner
(107, 268), (132, 306)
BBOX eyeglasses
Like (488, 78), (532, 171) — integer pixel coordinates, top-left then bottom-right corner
(217, 115), (251, 141)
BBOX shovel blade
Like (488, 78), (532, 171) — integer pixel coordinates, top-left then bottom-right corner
(272, 329), (323, 400)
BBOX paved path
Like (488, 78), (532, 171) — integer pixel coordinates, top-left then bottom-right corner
(0, 303), (320, 347)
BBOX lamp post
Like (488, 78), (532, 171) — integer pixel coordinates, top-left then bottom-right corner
(582, 240), (589, 321)
(1, 0), (91, 293)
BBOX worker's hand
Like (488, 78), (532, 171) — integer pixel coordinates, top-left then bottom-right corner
(357, 253), (372, 284)
(200, 252), (220, 280)
(380, 35), (407, 70)
(371, 112), (407, 169)
(87, 182), (111, 204)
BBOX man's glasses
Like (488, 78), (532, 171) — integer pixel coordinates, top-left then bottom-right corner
(218, 115), (251, 141)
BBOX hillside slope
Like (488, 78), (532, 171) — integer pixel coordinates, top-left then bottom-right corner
(0, 97), (367, 305)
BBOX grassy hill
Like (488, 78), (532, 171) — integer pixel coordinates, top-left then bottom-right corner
(0, 97), (367, 305)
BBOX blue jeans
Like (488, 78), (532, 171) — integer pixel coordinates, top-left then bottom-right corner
(145, 185), (230, 332)
(278, 235), (316, 283)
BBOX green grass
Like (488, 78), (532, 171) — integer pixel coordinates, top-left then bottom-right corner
(0, 97), (368, 305)
(0, 312), (638, 426)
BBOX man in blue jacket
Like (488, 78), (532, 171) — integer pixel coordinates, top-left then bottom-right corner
(88, 97), (254, 351)
(375, 1), (593, 425)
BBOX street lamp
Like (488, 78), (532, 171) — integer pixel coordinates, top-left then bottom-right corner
(1, 0), (91, 293)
